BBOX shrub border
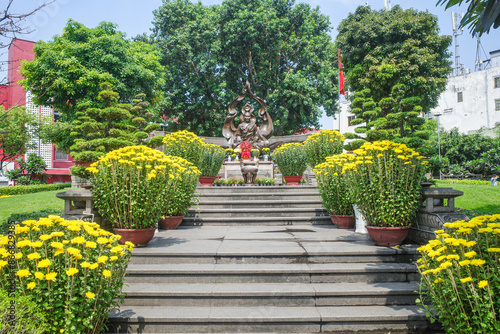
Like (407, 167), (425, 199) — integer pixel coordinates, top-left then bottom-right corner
(0, 183), (71, 196)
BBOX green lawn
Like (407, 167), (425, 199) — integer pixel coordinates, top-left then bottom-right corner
(435, 181), (500, 214)
(0, 190), (65, 223)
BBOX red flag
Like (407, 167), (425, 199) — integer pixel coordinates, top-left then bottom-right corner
(338, 48), (345, 95)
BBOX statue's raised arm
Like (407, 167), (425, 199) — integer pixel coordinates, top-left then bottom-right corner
(222, 81), (273, 150)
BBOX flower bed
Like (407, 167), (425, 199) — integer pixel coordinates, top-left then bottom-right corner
(417, 214), (500, 332)
(0, 215), (133, 333)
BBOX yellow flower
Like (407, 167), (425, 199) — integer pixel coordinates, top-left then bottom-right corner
(27, 252), (41, 260)
(66, 247), (81, 256)
(103, 270), (111, 278)
(460, 277), (473, 283)
(478, 280), (488, 288)
(89, 263), (99, 270)
(37, 259), (51, 268)
(71, 236), (86, 244)
(464, 251), (477, 258)
(62, 240), (69, 244)
(459, 260), (470, 267)
(16, 269), (31, 278)
(54, 249), (65, 256)
(487, 248), (500, 252)
(110, 256), (118, 261)
(30, 241), (43, 248)
(434, 278), (443, 284)
(66, 268), (79, 276)
(447, 254), (460, 261)
(470, 259), (486, 266)
(80, 261), (91, 268)
(50, 241), (64, 249)
(34, 272), (45, 280)
(440, 261), (453, 269)
(16, 240), (31, 248)
(85, 291), (95, 299)
(67, 225), (80, 232)
(0, 260), (8, 269)
(98, 256), (108, 264)
(39, 234), (52, 241)
(85, 241), (97, 249)
(45, 272), (57, 281)
(27, 282), (36, 290)
(97, 237), (109, 245)
(51, 231), (64, 237)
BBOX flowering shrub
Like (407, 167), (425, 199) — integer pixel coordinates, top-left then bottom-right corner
(225, 148), (234, 156)
(162, 130), (205, 168)
(272, 143), (308, 176)
(162, 157), (200, 217)
(304, 130), (345, 168)
(88, 145), (199, 229)
(314, 153), (355, 216)
(0, 289), (49, 333)
(342, 141), (427, 227)
(417, 215), (500, 333)
(199, 144), (226, 177)
(0, 216), (133, 334)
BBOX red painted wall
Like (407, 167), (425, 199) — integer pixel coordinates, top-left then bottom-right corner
(1, 38), (73, 185)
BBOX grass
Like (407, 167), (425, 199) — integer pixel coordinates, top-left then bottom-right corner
(435, 181), (500, 214)
(0, 190), (64, 223)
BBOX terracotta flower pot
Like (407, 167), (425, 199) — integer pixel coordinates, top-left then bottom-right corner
(158, 216), (184, 230)
(365, 226), (410, 247)
(113, 227), (156, 248)
(199, 176), (217, 187)
(283, 175), (302, 185)
(329, 215), (355, 229)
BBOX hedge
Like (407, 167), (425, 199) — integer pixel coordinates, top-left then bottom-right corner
(0, 183), (71, 196)
(432, 179), (491, 186)
(0, 209), (65, 234)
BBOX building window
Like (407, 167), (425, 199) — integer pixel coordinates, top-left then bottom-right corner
(55, 149), (68, 161)
(347, 115), (356, 127)
(457, 91), (463, 103)
(495, 77), (500, 88)
(496, 99), (500, 111)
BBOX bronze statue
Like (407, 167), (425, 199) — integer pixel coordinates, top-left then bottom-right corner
(222, 81), (273, 150)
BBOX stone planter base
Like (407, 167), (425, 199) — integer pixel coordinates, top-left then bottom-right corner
(158, 216), (184, 230)
(366, 226), (410, 247)
(329, 215), (355, 229)
(113, 228), (156, 248)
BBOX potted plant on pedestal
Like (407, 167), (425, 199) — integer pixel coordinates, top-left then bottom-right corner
(199, 143), (226, 186)
(159, 155), (200, 229)
(343, 141), (428, 246)
(251, 149), (260, 161)
(272, 143), (308, 185)
(304, 129), (345, 169)
(88, 145), (182, 247)
(314, 153), (356, 228)
(262, 147), (270, 161)
(225, 148), (234, 161)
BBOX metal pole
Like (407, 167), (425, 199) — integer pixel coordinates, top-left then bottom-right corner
(437, 116), (442, 180)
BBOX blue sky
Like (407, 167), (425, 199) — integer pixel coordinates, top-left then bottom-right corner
(2, 0), (499, 128)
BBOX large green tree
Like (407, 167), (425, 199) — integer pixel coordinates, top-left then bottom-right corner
(0, 106), (42, 173)
(152, 0), (338, 136)
(20, 20), (165, 122)
(336, 5), (452, 113)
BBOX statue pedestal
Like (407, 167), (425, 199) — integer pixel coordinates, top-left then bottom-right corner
(223, 161), (274, 179)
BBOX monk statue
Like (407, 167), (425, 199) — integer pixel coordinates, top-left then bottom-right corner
(222, 81), (273, 150)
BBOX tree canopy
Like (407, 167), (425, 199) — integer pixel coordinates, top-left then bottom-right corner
(437, 0), (500, 36)
(20, 20), (165, 122)
(336, 5), (452, 113)
(152, 0), (338, 136)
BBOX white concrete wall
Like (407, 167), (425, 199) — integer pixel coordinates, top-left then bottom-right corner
(430, 50), (500, 133)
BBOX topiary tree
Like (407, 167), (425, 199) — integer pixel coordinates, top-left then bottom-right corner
(70, 82), (161, 178)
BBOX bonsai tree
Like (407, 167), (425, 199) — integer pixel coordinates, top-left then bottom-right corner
(70, 83), (161, 178)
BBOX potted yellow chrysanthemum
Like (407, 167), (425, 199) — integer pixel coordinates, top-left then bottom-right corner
(88, 145), (199, 245)
(272, 143), (308, 185)
(342, 141), (428, 246)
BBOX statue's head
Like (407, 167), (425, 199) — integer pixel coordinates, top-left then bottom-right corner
(241, 102), (254, 123)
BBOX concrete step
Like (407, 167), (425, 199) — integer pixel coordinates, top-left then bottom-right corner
(121, 282), (420, 307)
(195, 192), (322, 201)
(195, 185), (320, 194)
(187, 207), (328, 218)
(181, 215), (332, 225)
(107, 305), (434, 333)
(124, 262), (419, 284)
(192, 199), (325, 209)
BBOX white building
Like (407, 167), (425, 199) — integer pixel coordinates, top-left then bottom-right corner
(430, 49), (500, 134)
(335, 49), (500, 135)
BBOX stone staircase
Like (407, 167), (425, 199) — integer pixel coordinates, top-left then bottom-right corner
(107, 186), (436, 333)
(183, 185), (331, 225)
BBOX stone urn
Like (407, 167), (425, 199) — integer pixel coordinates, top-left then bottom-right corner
(240, 160), (259, 184)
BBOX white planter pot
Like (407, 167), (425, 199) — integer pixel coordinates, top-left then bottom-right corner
(353, 204), (368, 234)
